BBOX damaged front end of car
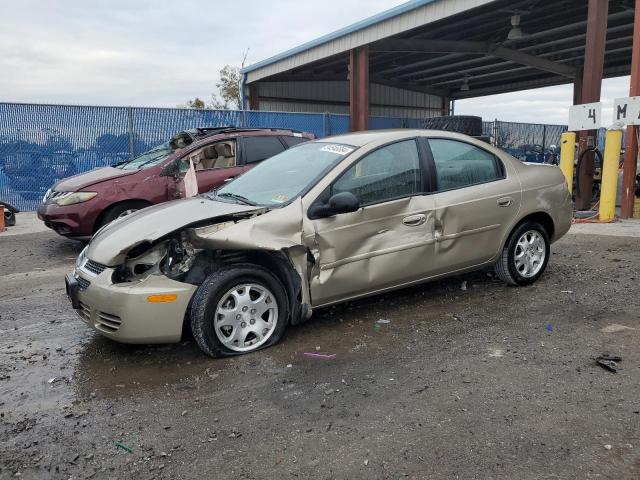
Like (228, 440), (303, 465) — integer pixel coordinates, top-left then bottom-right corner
(100, 199), (315, 328)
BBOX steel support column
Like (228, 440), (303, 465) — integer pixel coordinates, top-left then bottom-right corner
(248, 84), (260, 110)
(575, 0), (609, 210)
(621, 0), (640, 218)
(349, 47), (369, 131)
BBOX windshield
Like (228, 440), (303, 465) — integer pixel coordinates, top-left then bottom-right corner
(214, 141), (356, 207)
(118, 141), (174, 170)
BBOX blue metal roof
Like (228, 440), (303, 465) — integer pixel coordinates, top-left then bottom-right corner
(240, 0), (439, 74)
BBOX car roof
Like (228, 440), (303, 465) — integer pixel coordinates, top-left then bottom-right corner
(318, 129), (479, 147)
(186, 126), (310, 140)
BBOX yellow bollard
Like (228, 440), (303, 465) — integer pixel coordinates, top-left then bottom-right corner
(598, 130), (623, 221)
(559, 132), (576, 193)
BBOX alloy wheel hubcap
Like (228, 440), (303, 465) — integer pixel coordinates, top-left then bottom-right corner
(214, 283), (278, 352)
(514, 230), (546, 278)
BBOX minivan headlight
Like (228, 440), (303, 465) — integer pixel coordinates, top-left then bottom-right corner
(54, 192), (97, 206)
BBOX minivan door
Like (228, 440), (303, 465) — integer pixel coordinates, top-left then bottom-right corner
(172, 140), (244, 197)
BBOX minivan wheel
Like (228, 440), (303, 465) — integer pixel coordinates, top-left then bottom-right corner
(190, 264), (289, 357)
(495, 221), (550, 286)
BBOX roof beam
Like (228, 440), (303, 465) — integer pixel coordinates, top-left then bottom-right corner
(371, 39), (577, 78)
(370, 77), (449, 97)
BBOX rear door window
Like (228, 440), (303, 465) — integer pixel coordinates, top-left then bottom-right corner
(428, 139), (503, 191)
(242, 136), (286, 164)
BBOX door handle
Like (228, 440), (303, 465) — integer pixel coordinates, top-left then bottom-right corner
(497, 197), (513, 207)
(402, 214), (427, 226)
(223, 177), (235, 183)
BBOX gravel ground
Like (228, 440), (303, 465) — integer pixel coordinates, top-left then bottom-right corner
(0, 228), (639, 479)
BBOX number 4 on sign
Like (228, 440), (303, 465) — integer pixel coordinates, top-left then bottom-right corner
(568, 102), (602, 132)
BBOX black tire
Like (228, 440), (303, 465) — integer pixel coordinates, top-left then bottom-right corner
(494, 221), (550, 286)
(4, 210), (16, 227)
(96, 201), (150, 231)
(423, 115), (483, 136)
(190, 264), (289, 358)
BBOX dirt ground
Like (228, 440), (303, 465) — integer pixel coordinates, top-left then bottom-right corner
(1, 228), (639, 479)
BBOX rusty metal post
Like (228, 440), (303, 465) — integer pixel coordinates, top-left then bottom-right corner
(621, 0), (640, 218)
(572, 71), (583, 107)
(248, 84), (260, 111)
(349, 47), (369, 131)
(575, 0), (609, 210)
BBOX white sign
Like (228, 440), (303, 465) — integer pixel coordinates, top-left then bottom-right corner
(613, 96), (640, 126)
(568, 102), (602, 131)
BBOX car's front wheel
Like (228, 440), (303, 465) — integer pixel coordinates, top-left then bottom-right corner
(190, 265), (289, 357)
(495, 221), (550, 286)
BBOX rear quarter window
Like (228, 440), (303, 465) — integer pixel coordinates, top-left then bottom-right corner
(242, 136), (286, 164)
(282, 135), (310, 148)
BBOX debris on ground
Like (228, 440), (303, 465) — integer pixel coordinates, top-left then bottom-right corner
(461, 281), (467, 291)
(376, 319), (391, 324)
(303, 352), (336, 360)
(600, 324), (636, 333)
(596, 353), (622, 373)
(604, 444), (612, 450)
(546, 324), (554, 333)
(113, 441), (133, 453)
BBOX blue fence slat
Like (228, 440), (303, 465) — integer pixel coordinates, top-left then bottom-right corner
(0, 102), (569, 211)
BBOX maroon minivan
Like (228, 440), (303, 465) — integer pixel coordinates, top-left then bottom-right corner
(37, 127), (313, 239)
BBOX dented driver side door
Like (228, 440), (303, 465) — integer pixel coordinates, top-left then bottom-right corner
(307, 139), (437, 307)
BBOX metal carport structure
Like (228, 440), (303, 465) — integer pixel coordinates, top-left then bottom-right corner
(241, 0), (637, 216)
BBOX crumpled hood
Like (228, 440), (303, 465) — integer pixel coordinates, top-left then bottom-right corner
(54, 167), (137, 191)
(87, 197), (260, 265)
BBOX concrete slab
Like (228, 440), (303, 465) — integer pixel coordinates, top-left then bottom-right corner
(569, 219), (640, 238)
(0, 212), (49, 237)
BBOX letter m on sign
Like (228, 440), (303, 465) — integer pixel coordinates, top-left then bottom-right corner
(613, 97), (640, 126)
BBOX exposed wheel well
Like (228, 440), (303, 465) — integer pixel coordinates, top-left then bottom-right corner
(93, 199), (152, 233)
(228, 251), (304, 324)
(182, 249), (305, 331)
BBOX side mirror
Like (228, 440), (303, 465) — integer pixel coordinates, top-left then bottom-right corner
(309, 192), (360, 219)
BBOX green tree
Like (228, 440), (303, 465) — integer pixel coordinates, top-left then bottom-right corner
(179, 97), (207, 110)
(180, 65), (241, 110)
(211, 65), (241, 110)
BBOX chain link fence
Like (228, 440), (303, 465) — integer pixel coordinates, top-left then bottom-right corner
(0, 103), (563, 211)
(482, 119), (568, 163)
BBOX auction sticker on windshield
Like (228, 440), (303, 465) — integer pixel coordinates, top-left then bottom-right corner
(320, 144), (354, 155)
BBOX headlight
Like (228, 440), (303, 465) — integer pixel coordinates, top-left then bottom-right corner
(54, 192), (97, 206)
(42, 188), (52, 204)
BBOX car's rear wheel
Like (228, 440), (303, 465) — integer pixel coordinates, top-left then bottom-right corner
(495, 221), (550, 286)
(190, 264), (289, 357)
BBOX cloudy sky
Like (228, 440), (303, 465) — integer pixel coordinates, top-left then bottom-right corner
(0, 0), (631, 125)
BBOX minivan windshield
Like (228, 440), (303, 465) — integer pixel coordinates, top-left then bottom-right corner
(118, 141), (174, 170)
(213, 141), (356, 207)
